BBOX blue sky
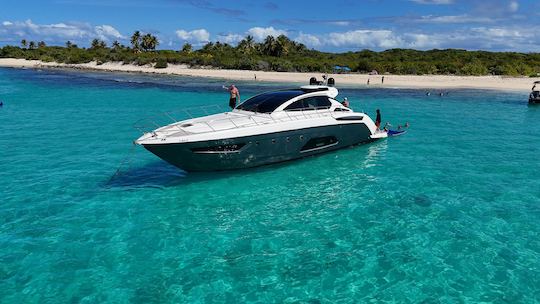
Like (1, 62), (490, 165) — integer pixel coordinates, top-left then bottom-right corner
(1, 0), (539, 52)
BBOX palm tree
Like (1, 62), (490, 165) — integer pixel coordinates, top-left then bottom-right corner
(21, 39), (28, 49)
(130, 31), (141, 52)
(112, 40), (121, 50)
(181, 43), (193, 53)
(295, 42), (307, 53)
(28, 41), (36, 50)
(91, 39), (101, 49)
(90, 39), (107, 49)
(262, 35), (277, 56)
(141, 33), (158, 51)
(214, 41), (223, 51)
(38, 41), (46, 48)
(201, 42), (214, 52)
(245, 35), (255, 50)
(275, 35), (290, 57)
(237, 35), (256, 54)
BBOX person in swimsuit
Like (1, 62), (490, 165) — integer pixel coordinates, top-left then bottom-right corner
(224, 84), (240, 109)
(375, 109), (381, 129)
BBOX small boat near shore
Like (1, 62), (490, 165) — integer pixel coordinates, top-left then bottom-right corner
(134, 77), (389, 171)
(529, 81), (540, 104)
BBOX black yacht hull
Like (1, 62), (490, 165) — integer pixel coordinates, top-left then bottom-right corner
(143, 123), (375, 171)
(529, 97), (540, 104)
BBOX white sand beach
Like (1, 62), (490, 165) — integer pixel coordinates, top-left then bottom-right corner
(1, 58), (538, 92)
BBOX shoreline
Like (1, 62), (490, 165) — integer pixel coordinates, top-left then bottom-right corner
(1, 58), (538, 92)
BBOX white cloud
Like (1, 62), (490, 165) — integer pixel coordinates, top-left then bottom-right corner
(471, 27), (529, 39)
(95, 25), (124, 40)
(0, 19), (124, 44)
(294, 32), (322, 47)
(328, 21), (350, 26)
(327, 30), (403, 49)
(216, 33), (244, 44)
(509, 1), (519, 12)
(288, 26), (540, 52)
(416, 14), (494, 24)
(405, 33), (441, 49)
(246, 26), (287, 41)
(175, 29), (210, 43)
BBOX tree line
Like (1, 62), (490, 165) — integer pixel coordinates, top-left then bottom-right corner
(2, 31), (540, 76)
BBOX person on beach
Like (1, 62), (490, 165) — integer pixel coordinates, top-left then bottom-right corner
(375, 109), (381, 129)
(367, 79), (370, 85)
(223, 84), (240, 109)
(382, 76), (385, 84)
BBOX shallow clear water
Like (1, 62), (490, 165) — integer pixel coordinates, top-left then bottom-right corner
(1, 67), (539, 303)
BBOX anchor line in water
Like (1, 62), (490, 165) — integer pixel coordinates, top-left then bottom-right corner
(108, 143), (138, 183)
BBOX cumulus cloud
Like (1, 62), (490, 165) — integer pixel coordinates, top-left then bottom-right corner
(404, 33), (442, 49)
(95, 25), (124, 40)
(294, 32), (322, 47)
(216, 33), (244, 45)
(284, 25), (540, 52)
(173, 26), (289, 46)
(175, 29), (210, 43)
(327, 30), (404, 49)
(0, 19), (124, 44)
(246, 26), (287, 41)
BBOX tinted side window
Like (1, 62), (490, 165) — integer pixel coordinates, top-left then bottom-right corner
(307, 96), (331, 109)
(285, 96), (331, 111)
(284, 100), (305, 111)
(237, 90), (305, 113)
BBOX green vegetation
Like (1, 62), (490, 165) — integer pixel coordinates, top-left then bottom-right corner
(2, 32), (540, 75)
(154, 58), (168, 69)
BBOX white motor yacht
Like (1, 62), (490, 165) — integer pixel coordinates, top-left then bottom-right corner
(135, 77), (388, 171)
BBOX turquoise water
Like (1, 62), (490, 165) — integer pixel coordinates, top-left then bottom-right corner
(1, 67), (539, 303)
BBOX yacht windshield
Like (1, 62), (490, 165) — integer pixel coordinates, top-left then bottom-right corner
(236, 90), (305, 113)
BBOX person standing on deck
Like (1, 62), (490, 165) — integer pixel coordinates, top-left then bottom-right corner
(342, 97), (350, 108)
(224, 84), (240, 109)
(375, 109), (381, 129)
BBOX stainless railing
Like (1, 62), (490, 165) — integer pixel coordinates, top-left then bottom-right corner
(134, 104), (362, 136)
